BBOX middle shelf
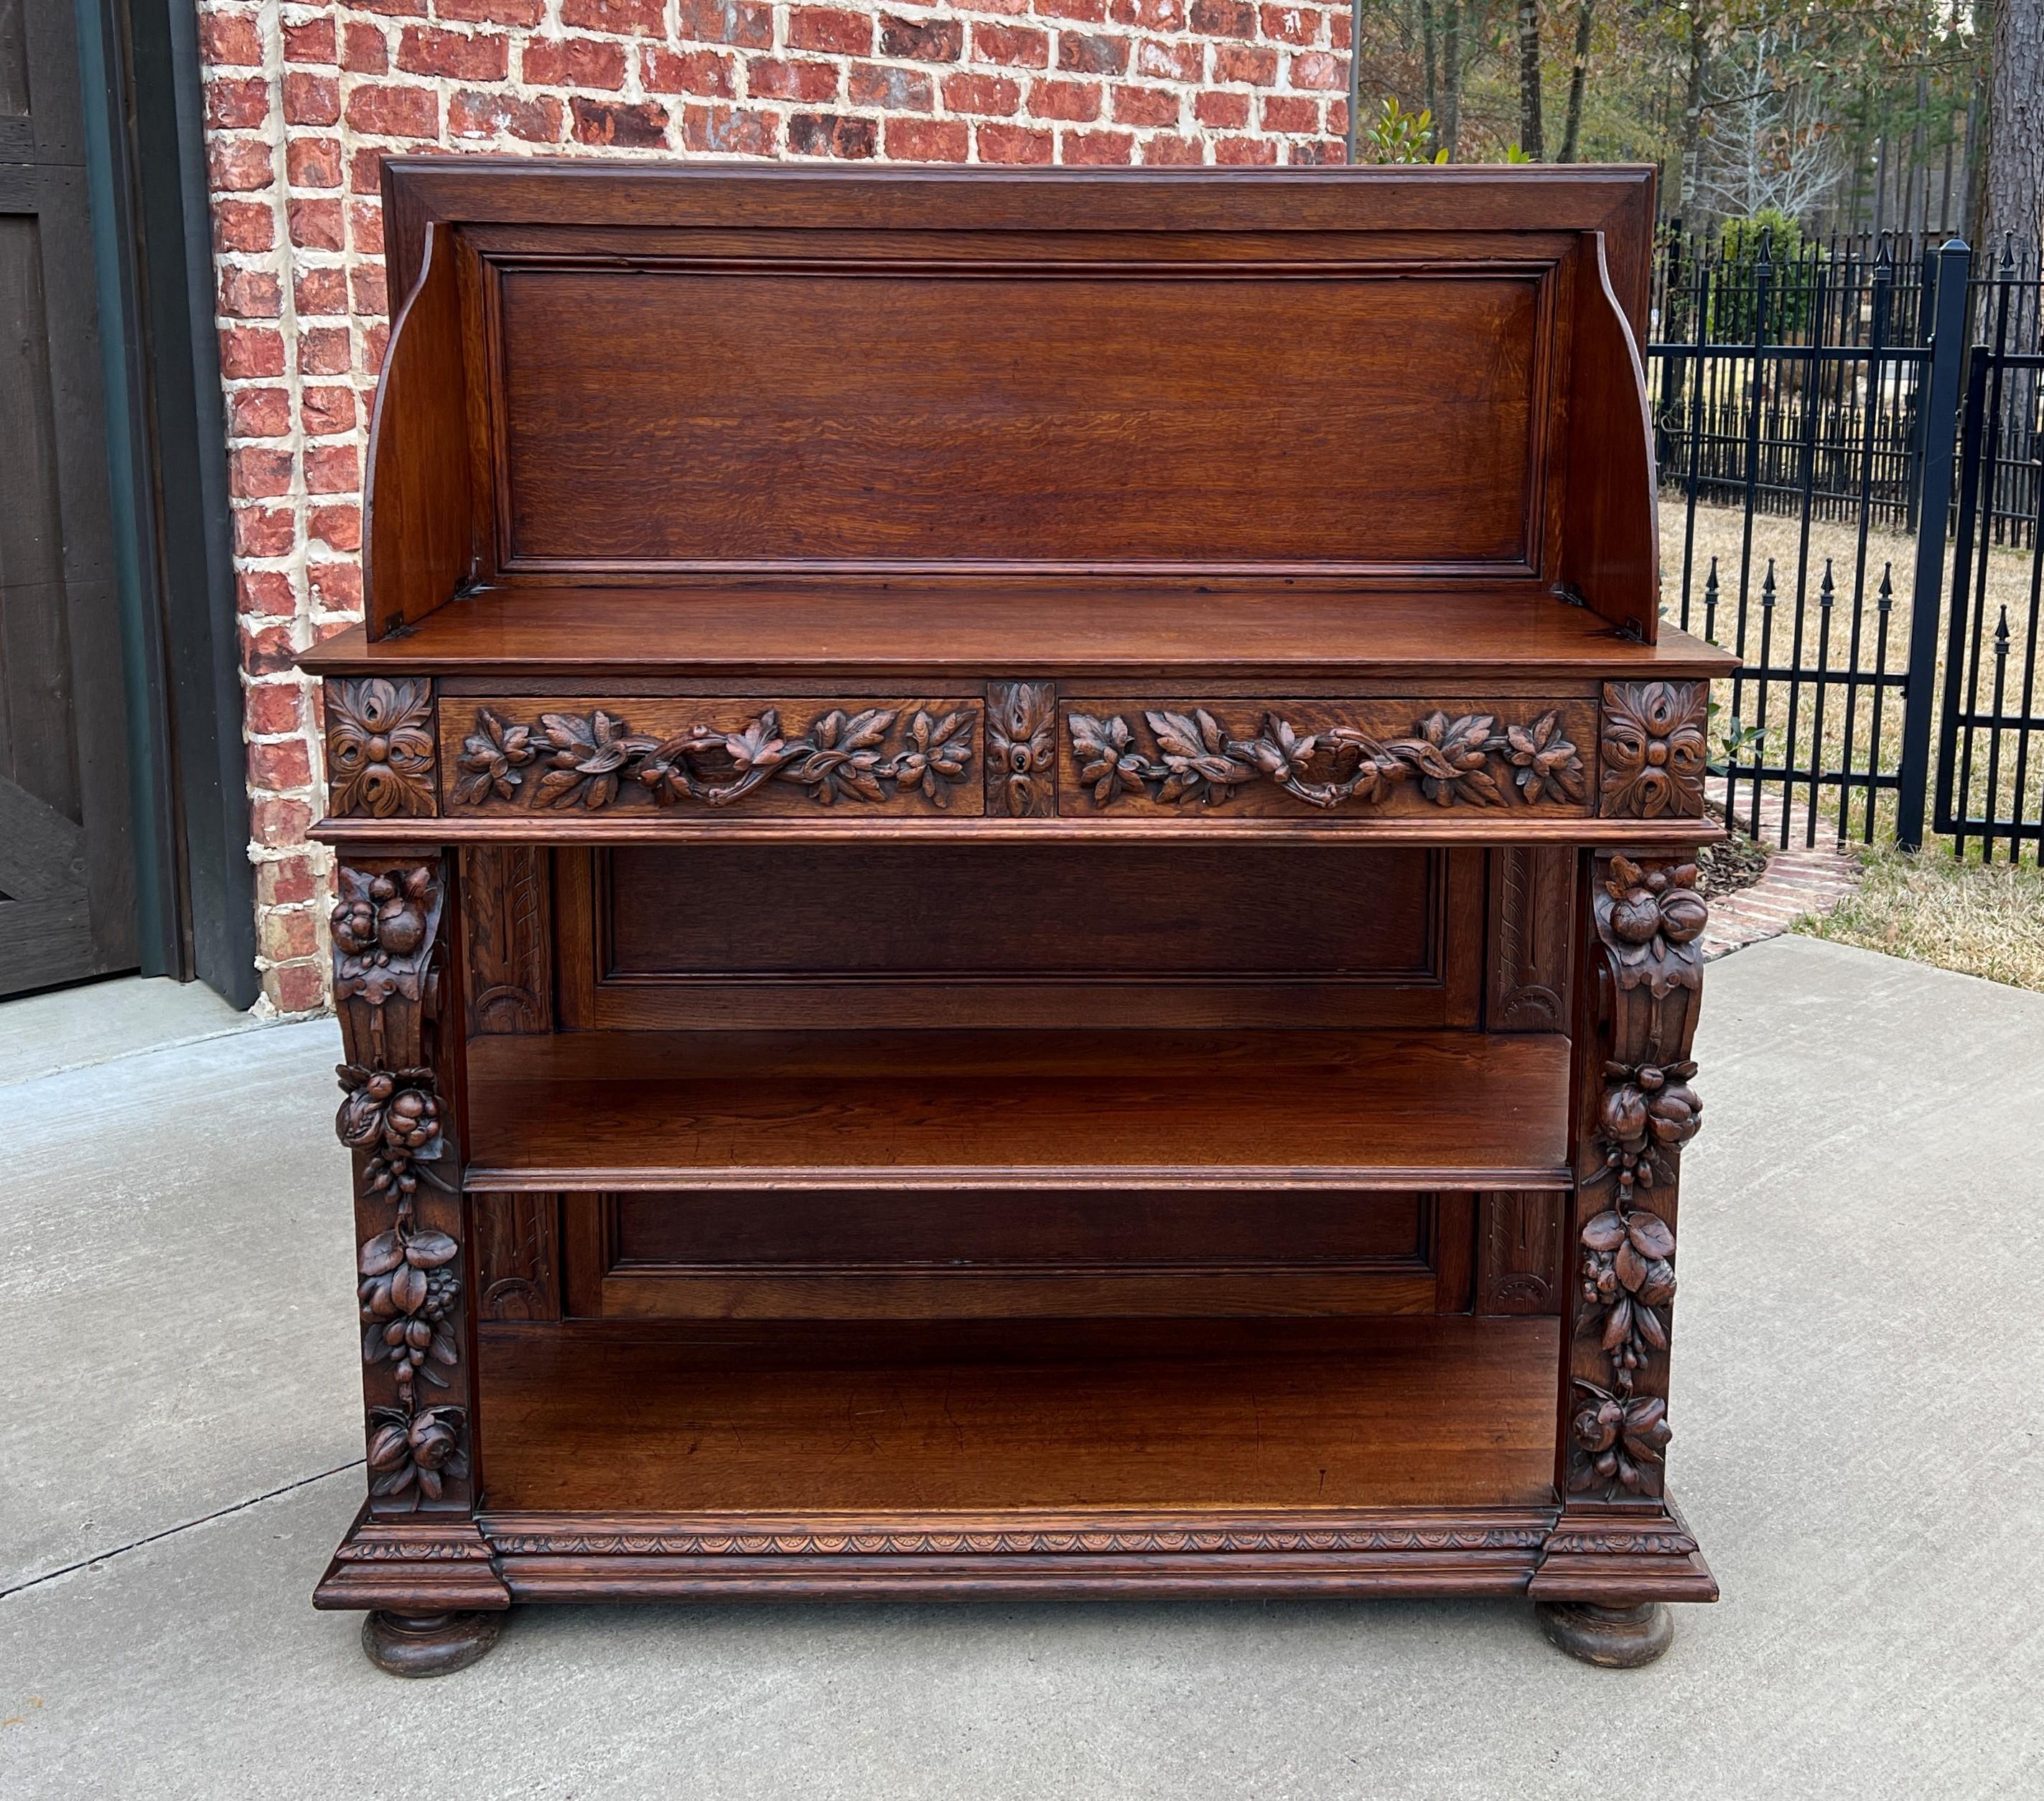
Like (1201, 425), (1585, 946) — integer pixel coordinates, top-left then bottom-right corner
(462, 1027), (1572, 1193)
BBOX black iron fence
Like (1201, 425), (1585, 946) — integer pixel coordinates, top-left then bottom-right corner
(1648, 228), (2044, 865)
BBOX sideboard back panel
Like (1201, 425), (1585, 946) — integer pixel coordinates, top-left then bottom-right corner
(493, 264), (1545, 572)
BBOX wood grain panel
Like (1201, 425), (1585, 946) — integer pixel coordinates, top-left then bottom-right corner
(475, 1316), (1562, 1511)
(495, 265), (1542, 571)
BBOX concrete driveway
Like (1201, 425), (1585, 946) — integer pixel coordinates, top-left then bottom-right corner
(3, 938), (2040, 1799)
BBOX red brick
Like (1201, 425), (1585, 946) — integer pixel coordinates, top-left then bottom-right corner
(561, 0), (665, 32)
(307, 560), (363, 610)
(1213, 134), (1277, 163)
(449, 88), (565, 141)
(1259, 3), (1315, 42)
(943, 72), (1020, 115)
(197, 12), (263, 67)
(340, 21), (388, 73)
(434, 0), (544, 23)
(1141, 132), (1204, 164)
(1031, 0), (1106, 21)
(1289, 50), (1344, 89)
(1111, 85), (1178, 126)
(569, 96), (670, 148)
(976, 122), (1053, 163)
(675, 0), (773, 48)
(345, 83), (439, 138)
(231, 445), (295, 501)
(746, 59), (839, 102)
(641, 47), (737, 96)
(294, 265), (350, 317)
(349, 0), (426, 14)
(1111, 0), (1184, 24)
(289, 197), (345, 251)
(1325, 96), (1347, 135)
(208, 137), (273, 194)
(352, 265), (389, 316)
(1193, 89), (1249, 128)
(878, 13), (963, 59)
(308, 503), (363, 552)
(348, 149), (386, 196)
(250, 738), (314, 795)
(849, 65), (933, 111)
(1063, 128), (1134, 163)
(282, 16), (337, 64)
(972, 22), (1048, 65)
(235, 508), (296, 559)
(681, 103), (778, 154)
(787, 6), (872, 54)
(397, 26), (510, 79)
(1134, 38), (1201, 81)
(219, 325), (286, 378)
(219, 266), (281, 319)
(1261, 93), (1317, 131)
(205, 78), (270, 131)
(1190, 0), (1255, 34)
(1329, 6), (1349, 47)
(284, 72), (342, 126)
(787, 112), (878, 158)
(884, 117), (970, 162)
(237, 570), (297, 618)
(247, 683), (308, 738)
(1028, 78), (1100, 121)
(299, 325), (353, 375)
(256, 852), (318, 908)
(521, 36), (627, 88)
(1212, 44), (1277, 83)
(1058, 31), (1129, 73)
(304, 444), (359, 494)
(1289, 138), (1345, 164)
(250, 793), (314, 850)
(229, 387), (292, 437)
(286, 136), (343, 188)
(268, 960), (327, 1015)
(301, 386), (358, 437)
(363, 320), (390, 373)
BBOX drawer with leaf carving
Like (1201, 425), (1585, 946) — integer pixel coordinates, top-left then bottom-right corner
(439, 697), (984, 816)
(1055, 699), (1598, 819)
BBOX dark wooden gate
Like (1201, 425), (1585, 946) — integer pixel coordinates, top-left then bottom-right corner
(1, 0), (137, 993)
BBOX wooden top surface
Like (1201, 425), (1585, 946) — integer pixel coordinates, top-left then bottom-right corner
(302, 585), (1735, 681)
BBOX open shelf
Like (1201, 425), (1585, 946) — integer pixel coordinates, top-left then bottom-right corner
(475, 1315), (1562, 1513)
(462, 1027), (1571, 1193)
(301, 582), (1735, 681)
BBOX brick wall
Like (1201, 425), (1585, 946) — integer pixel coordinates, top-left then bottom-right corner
(197, 0), (1353, 1012)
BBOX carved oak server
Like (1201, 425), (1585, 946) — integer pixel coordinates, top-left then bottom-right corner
(301, 160), (1735, 1675)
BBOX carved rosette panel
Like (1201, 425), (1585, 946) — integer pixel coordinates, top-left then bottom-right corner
(1058, 700), (1592, 817)
(443, 698), (981, 816)
(987, 681), (1057, 817)
(333, 856), (473, 1514)
(1598, 681), (1707, 819)
(326, 677), (437, 817)
(1564, 854), (1707, 1504)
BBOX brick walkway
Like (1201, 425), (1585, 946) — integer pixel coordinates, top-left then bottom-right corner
(1700, 778), (1867, 960)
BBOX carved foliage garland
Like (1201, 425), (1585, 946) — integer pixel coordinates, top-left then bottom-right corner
(1569, 855), (1708, 1503)
(327, 678), (437, 817)
(332, 858), (469, 1513)
(1599, 681), (1707, 818)
(988, 681), (1057, 817)
(454, 703), (976, 811)
(1068, 707), (1587, 811)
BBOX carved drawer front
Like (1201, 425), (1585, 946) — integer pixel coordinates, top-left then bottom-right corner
(1057, 698), (1596, 819)
(440, 697), (983, 817)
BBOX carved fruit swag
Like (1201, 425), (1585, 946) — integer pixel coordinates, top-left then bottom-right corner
(1568, 1379), (1673, 1499)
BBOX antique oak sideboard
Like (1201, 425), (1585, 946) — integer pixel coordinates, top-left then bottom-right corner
(302, 161), (1734, 1676)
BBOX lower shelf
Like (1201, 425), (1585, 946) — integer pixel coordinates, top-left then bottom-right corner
(474, 1315), (1560, 1514)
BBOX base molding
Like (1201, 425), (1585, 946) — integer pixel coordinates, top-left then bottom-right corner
(1528, 1498), (1719, 1604)
(314, 1509), (513, 1614)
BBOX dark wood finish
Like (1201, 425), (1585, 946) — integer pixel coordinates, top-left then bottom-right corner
(360, 1609), (505, 1678)
(462, 1027), (1573, 1193)
(0, 0), (136, 993)
(309, 164), (1725, 1665)
(1536, 1600), (1674, 1667)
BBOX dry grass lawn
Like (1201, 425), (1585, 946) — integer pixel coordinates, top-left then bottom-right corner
(1792, 844), (2044, 991)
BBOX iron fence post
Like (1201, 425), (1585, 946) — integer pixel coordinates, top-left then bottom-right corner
(1895, 237), (1971, 850)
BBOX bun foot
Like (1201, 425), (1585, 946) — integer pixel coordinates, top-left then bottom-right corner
(361, 1609), (505, 1677)
(1536, 1601), (1674, 1668)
